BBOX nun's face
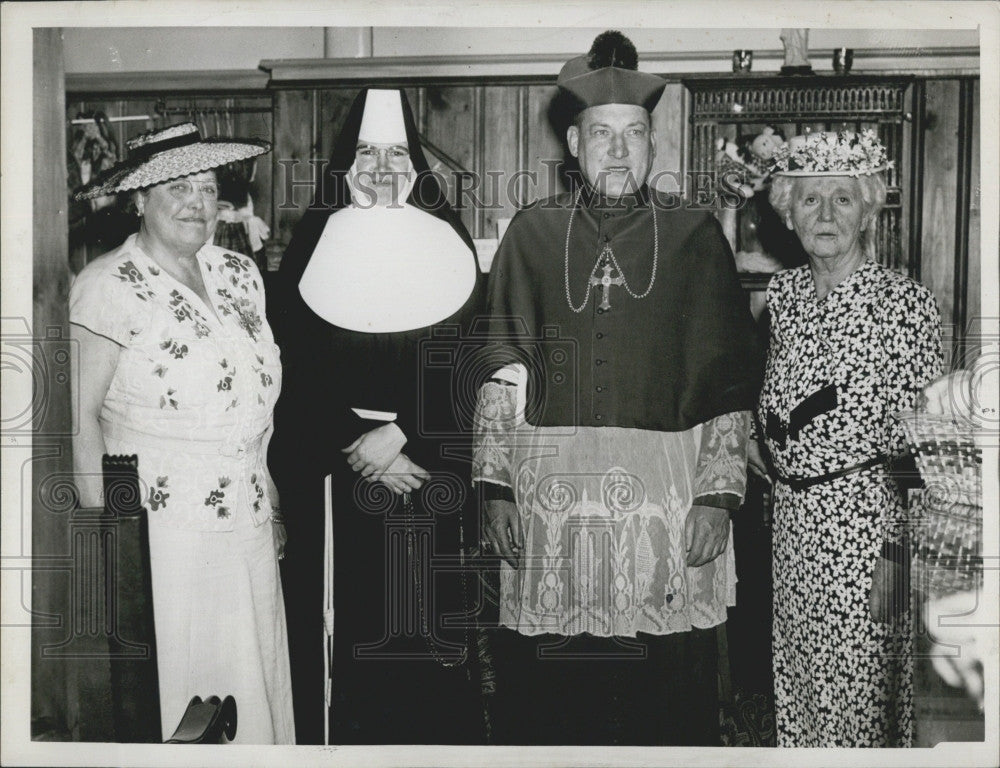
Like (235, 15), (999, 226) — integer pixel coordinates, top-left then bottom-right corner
(355, 142), (411, 206)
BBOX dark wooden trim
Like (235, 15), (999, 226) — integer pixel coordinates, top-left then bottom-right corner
(260, 47), (979, 86)
(908, 79), (927, 282)
(66, 69), (269, 94)
(953, 77), (976, 344)
(64, 49), (979, 95)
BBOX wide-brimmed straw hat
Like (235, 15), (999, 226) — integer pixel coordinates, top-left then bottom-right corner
(74, 122), (270, 200)
(770, 128), (891, 177)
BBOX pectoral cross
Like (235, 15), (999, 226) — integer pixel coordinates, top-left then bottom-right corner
(590, 260), (624, 311)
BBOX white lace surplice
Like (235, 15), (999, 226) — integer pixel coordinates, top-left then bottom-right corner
(473, 376), (749, 637)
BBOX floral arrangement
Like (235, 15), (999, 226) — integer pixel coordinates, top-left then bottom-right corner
(769, 128), (891, 176)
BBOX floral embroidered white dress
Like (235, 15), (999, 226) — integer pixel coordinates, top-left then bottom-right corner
(69, 233), (295, 744)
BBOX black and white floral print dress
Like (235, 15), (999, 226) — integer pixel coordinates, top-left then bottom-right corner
(758, 260), (942, 747)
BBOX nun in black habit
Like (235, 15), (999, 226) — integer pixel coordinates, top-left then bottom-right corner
(270, 88), (487, 745)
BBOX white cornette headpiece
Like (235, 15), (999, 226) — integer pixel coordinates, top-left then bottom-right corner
(357, 89), (408, 144)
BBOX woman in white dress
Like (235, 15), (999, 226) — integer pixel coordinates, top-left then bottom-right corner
(70, 123), (295, 744)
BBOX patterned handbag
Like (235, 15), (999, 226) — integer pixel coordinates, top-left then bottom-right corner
(894, 411), (983, 597)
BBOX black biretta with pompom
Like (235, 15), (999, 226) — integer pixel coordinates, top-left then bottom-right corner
(556, 30), (666, 112)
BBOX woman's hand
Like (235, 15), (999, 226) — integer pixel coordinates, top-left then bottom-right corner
(272, 515), (287, 561)
(747, 439), (773, 483)
(922, 369), (973, 418)
(484, 499), (523, 568)
(342, 422), (406, 478)
(869, 556), (908, 623)
(377, 453), (430, 495)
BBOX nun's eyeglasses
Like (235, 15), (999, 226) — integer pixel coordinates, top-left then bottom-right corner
(356, 145), (409, 159)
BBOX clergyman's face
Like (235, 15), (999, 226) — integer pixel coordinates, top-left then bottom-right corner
(354, 141), (411, 206)
(567, 104), (655, 198)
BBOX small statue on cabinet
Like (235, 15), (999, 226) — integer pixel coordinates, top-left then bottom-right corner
(780, 28), (813, 75)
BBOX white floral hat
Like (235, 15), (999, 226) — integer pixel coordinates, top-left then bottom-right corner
(75, 122), (270, 200)
(769, 129), (891, 177)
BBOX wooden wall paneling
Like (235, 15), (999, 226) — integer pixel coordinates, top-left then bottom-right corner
(271, 89), (316, 254)
(516, 86), (530, 208)
(965, 79), (981, 358)
(920, 79), (960, 364)
(474, 86), (486, 239)
(412, 87), (427, 135)
(422, 86), (477, 237)
(525, 84), (564, 204)
(953, 78), (976, 361)
(35, 28), (113, 742)
(907, 81), (927, 282)
(649, 83), (685, 195)
(315, 88), (358, 167)
(900, 84), (915, 279)
(482, 86), (521, 238)
(226, 95), (276, 247)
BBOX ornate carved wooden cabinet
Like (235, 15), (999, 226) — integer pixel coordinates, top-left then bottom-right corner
(683, 74), (918, 287)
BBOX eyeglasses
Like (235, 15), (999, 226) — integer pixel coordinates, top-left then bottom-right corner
(356, 145), (409, 160)
(165, 179), (219, 200)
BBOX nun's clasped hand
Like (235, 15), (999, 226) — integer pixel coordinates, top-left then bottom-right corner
(380, 453), (431, 495)
(343, 422), (407, 478)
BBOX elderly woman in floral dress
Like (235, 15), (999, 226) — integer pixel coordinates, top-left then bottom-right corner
(748, 130), (943, 747)
(70, 123), (294, 743)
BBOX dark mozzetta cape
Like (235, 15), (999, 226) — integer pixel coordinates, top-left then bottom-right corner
(487, 186), (763, 431)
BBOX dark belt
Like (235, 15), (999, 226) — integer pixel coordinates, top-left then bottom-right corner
(774, 455), (887, 492)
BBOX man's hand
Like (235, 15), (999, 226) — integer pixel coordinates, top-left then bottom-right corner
(747, 439), (772, 484)
(870, 556), (908, 623)
(378, 453), (430, 495)
(685, 505), (730, 567)
(484, 499), (523, 568)
(342, 422), (406, 478)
